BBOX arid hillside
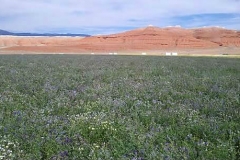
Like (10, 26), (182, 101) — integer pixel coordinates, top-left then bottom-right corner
(0, 26), (239, 54)
(0, 36), (84, 47)
(77, 26), (240, 51)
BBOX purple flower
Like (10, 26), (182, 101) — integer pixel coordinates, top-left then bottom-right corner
(13, 110), (21, 116)
(59, 150), (69, 158)
(62, 137), (73, 145)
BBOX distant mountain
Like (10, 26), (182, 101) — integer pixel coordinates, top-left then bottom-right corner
(0, 29), (14, 35)
(13, 33), (90, 37)
(0, 29), (90, 37)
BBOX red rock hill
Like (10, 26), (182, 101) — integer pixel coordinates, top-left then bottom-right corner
(77, 26), (240, 51)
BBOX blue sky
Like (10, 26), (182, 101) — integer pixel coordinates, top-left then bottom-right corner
(0, 0), (240, 35)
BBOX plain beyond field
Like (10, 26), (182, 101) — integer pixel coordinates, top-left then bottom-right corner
(0, 42), (240, 57)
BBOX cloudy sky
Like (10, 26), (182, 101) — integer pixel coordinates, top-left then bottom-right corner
(0, 0), (240, 35)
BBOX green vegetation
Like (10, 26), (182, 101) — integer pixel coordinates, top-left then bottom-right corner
(0, 55), (239, 159)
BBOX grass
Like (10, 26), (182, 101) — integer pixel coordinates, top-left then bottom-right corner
(0, 55), (239, 159)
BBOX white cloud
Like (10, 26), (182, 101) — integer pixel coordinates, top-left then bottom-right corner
(0, 0), (240, 34)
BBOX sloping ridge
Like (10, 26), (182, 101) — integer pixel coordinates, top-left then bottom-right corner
(192, 27), (240, 47)
(78, 26), (240, 51)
